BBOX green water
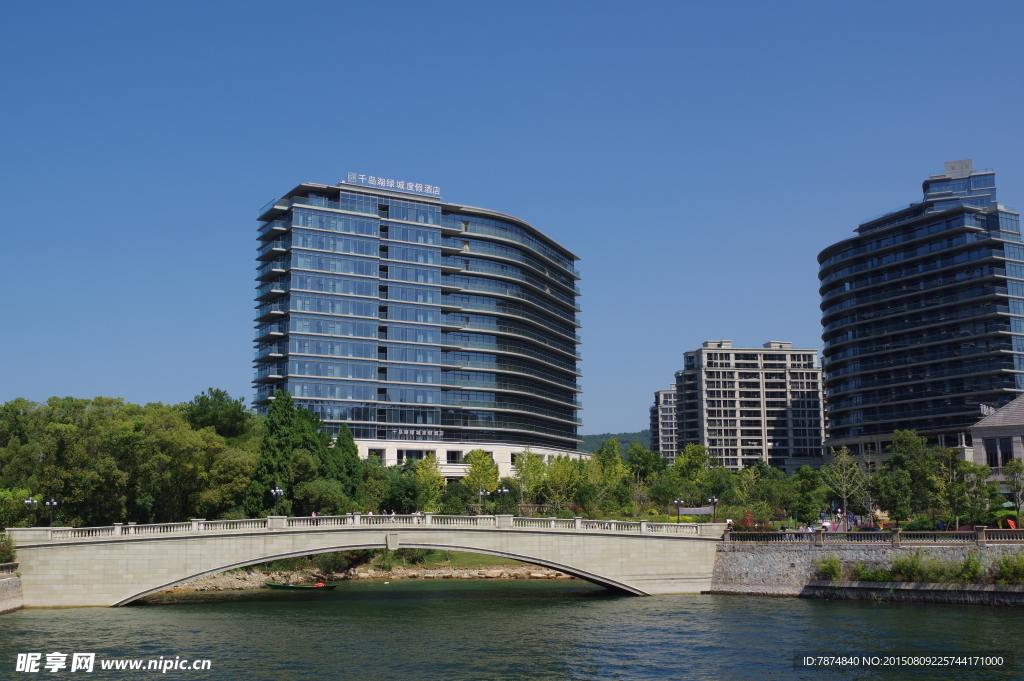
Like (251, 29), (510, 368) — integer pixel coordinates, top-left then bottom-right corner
(1, 581), (1021, 680)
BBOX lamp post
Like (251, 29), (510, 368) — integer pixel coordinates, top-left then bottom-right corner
(270, 485), (284, 516)
(674, 498), (681, 523)
(24, 498), (39, 527)
(479, 489), (489, 515)
(708, 496), (718, 522)
(45, 498), (58, 527)
(497, 486), (510, 514)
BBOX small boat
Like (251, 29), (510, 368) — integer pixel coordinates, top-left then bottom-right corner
(264, 581), (338, 590)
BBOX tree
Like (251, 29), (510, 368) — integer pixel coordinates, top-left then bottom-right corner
(462, 450), (499, 504)
(514, 447), (547, 505)
(870, 466), (913, 525)
(543, 455), (581, 511)
(1003, 458), (1024, 515)
(415, 453), (445, 512)
(674, 443), (709, 480)
(182, 389), (250, 439)
(329, 424), (362, 498)
(732, 466), (759, 506)
(624, 442), (666, 484)
(244, 390), (298, 516)
(885, 430), (935, 514)
(791, 465), (827, 525)
(820, 447), (866, 531)
(292, 478), (350, 515)
(931, 449), (997, 529)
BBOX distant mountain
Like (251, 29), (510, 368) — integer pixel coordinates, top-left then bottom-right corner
(578, 430), (651, 453)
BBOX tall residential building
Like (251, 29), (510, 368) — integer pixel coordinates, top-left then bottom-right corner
(254, 174), (585, 479)
(818, 160), (1023, 459)
(674, 341), (824, 473)
(649, 384), (678, 463)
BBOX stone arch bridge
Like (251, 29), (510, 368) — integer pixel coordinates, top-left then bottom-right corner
(8, 515), (724, 607)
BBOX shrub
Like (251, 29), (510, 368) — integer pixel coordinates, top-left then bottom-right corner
(993, 553), (1024, 585)
(955, 551), (983, 583)
(0, 531), (15, 564)
(850, 561), (891, 582)
(314, 551), (352, 573)
(816, 555), (840, 581)
(376, 549), (394, 572)
(901, 517), (935, 531)
(396, 548), (433, 565)
(890, 549), (983, 583)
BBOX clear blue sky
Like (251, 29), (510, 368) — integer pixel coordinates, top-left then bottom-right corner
(2, 1), (1022, 434)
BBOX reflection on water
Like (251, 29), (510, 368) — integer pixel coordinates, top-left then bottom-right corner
(1, 580), (1021, 680)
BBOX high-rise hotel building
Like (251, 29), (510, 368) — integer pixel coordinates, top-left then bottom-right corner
(673, 341), (824, 473)
(254, 174), (584, 477)
(819, 160), (1023, 458)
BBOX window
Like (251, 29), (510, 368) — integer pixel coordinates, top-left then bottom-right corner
(1001, 438), (1014, 466)
(447, 450), (463, 463)
(985, 439), (999, 468)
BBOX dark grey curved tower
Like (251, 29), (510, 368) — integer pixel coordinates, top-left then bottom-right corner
(818, 160), (1022, 457)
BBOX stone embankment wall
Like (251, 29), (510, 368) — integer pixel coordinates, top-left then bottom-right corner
(711, 543), (1024, 602)
(0, 563), (23, 614)
(162, 565), (573, 593)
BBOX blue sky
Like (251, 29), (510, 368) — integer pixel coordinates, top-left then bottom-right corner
(2, 1), (1022, 433)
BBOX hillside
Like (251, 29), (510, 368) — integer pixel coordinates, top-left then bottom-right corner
(578, 430), (651, 453)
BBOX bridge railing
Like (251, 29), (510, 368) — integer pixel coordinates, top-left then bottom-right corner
(11, 515), (728, 542)
(727, 527), (1018, 546)
(202, 519), (269, 531)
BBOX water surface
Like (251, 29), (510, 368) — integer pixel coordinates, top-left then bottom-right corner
(1, 581), (1020, 680)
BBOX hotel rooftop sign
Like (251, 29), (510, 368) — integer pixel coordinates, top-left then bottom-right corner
(343, 172), (441, 197)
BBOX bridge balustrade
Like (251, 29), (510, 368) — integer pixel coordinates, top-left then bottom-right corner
(202, 519), (269, 531)
(727, 527), (1024, 546)
(18, 515), (728, 542)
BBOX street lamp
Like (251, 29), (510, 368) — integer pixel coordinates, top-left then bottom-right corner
(24, 498), (39, 527)
(270, 485), (285, 516)
(496, 486), (510, 514)
(479, 489), (489, 514)
(674, 498), (682, 524)
(45, 498), (58, 527)
(708, 496), (718, 522)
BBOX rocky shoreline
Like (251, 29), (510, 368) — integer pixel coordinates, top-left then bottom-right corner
(161, 565), (574, 593)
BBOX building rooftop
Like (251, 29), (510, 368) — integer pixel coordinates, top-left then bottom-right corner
(973, 395), (1024, 429)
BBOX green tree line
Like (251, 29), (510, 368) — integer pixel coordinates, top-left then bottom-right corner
(0, 391), (1016, 529)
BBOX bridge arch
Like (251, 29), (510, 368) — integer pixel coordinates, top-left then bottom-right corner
(10, 522), (722, 607)
(114, 539), (642, 606)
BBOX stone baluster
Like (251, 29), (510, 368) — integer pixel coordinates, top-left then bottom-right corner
(190, 518), (204, 533)
(814, 527), (824, 547)
(113, 523), (123, 536)
(549, 518), (556, 528)
(352, 512), (361, 526)
(574, 517), (582, 530)
(977, 526), (987, 546)
(723, 530), (731, 543)
(424, 512), (433, 525)
(267, 516), (286, 530)
(639, 520), (648, 533)
(892, 529), (901, 546)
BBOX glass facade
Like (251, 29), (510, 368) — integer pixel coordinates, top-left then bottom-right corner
(254, 181), (581, 450)
(818, 160), (1023, 455)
